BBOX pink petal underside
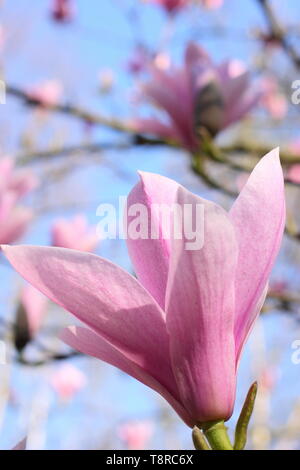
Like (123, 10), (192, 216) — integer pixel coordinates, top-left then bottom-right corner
(132, 117), (179, 142)
(126, 171), (181, 309)
(143, 72), (194, 145)
(229, 148), (286, 362)
(12, 437), (27, 450)
(2, 245), (178, 398)
(184, 42), (211, 70)
(62, 326), (193, 427)
(165, 186), (238, 423)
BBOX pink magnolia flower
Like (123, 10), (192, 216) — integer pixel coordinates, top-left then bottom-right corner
(0, 157), (38, 200)
(261, 77), (287, 120)
(269, 280), (289, 295)
(150, 0), (190, 14)
(26, 80), (63, 108)
(50, 364), (86, 400)
(127, 45), (150, 76)
(118, 421), (154, 450)
(51, 215), (99, 252)
(20, 284), (48, 338)
(0, 200), (33, 245)
(12, 437), (27, 450)
(0, 25), (6, 52)
(133, 43), (261, 151)
(287, 164), (300, 184)
(0, 158), (37, 244)
(200, 0), (223, 8)
(259, 367), (278, 392)
(1, 148), (285, 426)
(51, 0), (74, 22)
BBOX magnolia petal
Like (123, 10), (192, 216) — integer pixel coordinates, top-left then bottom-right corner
(2, 245), (177, 397)
(229, 148), (285, 360)
(126, 171), (180, 308)
(62, 326), (193, 427)
(165, 186), (238, 423)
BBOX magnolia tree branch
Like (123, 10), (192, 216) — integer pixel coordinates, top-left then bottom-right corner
(7, 83), (300, 241)
(7, 84), (300, 166)
(257, 0), (300, 69)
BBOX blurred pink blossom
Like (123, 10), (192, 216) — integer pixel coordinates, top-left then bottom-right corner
(26, 80), (63, 107)
(269, 280), (289, 295)
(12, 438), (27, 450)
(51, 214), (99, 252)
(0, 157), (38, 200)
(50, 364), (87, 400)
(286, 164), (300, 184)
(0, 25), (6, 52)
(200, 0), (223, 8)
(259, 367), (279, 392)
(127, 45), (150, 75)
(150, 0), (189, 14)
(51, 0), (74, 22)
(261, 77), (287, 120)
(133, 43), (262, 151)
(2, 149), (285, 426)
(20, 284), (48, 338)
(153, 52), (171, 71)
(0, 205), (33, 245)
(118, 421), (154, 450)
(0, 158), (37, 244)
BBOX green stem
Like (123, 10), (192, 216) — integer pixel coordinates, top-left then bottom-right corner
(200, 420), (233, 450)
(192, 426), (211, 450)
(234, 382), (258, 450)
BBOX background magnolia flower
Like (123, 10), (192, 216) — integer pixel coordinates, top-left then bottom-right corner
(51, 214), (99, 252)
(19, 284), (48, 338)
(200, 0), (223, 8)
(0, 158), (37, 244)
(1, 148), (285, 427)
(126, 45), (150, 75)
(0, 158), (38, 200)
(133, 42), (262, 151)
(261, 77), (288, 120)
(0, 204), (33, 245)
(50, 364), (87, 401)
(149, 0), (190, 14)
(286, 164), (300, 184)
(51, 0), (74, 22)
(118, 420), (154, 450)
(26, 80), (63, 107)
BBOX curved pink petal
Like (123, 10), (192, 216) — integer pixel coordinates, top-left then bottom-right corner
(126, 172), (180, 308)
(2, 245), (178, 401)
(62, 326), (193, 426)
(165, 186), (238, 423)
(229, 148), (286, 361)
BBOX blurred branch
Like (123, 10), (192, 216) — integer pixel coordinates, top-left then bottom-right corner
(257, 0), (300, 69)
